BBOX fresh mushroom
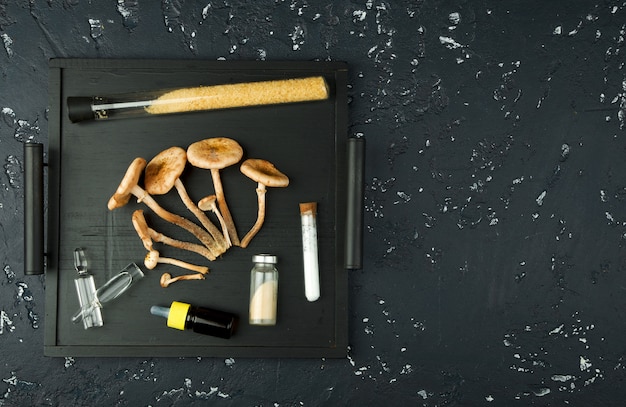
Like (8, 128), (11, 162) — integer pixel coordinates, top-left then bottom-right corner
(239, 158), (290, 248)
(107, 157), (218, 254)
(187, 138), (243, 246)
(144, 249), (209, 274)
(132, 209), (216, 261)
(160, 272), (205, 288)
(144, 147), (229, 252)
(198, 195), (231, 248)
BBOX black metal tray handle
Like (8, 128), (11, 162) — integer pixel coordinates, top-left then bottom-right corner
(344, 137), (365, 270)
(24, 142), (45, 275)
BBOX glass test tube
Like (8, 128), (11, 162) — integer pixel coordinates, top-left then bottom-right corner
(66, 76), (329, 123)
(300, 202), (320, 302)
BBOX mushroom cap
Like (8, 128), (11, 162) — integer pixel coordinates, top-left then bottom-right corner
(160, 272), (173, 287)
(144, 250), (160, 270)
(187, 138), (243, 170)
(144, 146), (187, 195)
(240, 159), (290, 187)
(197, 195), (217, 211)
(108, 157), (147, 210)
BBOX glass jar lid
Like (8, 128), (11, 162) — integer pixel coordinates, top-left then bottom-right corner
(252, 254), (277, 264)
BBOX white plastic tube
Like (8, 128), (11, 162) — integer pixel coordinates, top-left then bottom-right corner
(300, 202), (320, 302)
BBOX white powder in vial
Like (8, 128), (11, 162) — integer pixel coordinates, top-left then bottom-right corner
(249, 280), (278, 325)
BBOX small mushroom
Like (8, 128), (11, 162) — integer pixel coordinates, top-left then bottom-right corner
(108, 157), (218, 254)
(239, 158), (290, 248)
(187, 138), (243, 246)
(132, 209), (216, 261)
(144, 249), (209, 274)
(160, 272), (205, 288)
(144, 147), (229, 252)
(198, 195), (231, 248)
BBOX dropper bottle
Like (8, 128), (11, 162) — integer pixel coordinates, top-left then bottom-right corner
(150, 301), (237, 339)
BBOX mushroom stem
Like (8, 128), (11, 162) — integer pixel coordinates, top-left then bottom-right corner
(157, 257), (209, 274)
(198, 195), (231, 248)
(145, 250), (210, 274)
(160, 272), (205, 288)
(148, 229), (216, 261)
(132, 209), (216, 261)
(211, 168), (240, 246)
(174, 179), (230, 250)
(240, 184), (267, 249)
(129, 185), (220, 254)
(131, 210), (154, 251)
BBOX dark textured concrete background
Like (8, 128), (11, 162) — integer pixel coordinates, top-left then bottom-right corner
(2, 0), (626, 405)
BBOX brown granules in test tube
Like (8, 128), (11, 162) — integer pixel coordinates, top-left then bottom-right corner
(145, 76), (329, 115)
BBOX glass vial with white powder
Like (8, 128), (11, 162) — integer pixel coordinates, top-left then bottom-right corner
(249, 254), (278, 326)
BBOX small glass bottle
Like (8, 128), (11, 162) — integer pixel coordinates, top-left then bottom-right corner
(249, 254), (279, 326)
(72, 248), (103, 329)
(72, 262), (144, 324)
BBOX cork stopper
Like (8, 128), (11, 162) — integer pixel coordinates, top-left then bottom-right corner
(299, 202), (317, 215)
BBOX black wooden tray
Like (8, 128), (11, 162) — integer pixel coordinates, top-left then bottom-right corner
(42, 59), (353, 357)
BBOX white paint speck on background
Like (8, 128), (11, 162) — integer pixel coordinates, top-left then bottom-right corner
(439, 36), (463, 49)
(1, 33), (13, 57)
(580, 356), (592, 371)
(64, 357), (75, 368)
(536, 191), (547, 206)
(600, 190), (608, 202)
(0, 310), (15, 334)
(448, 12), (461, 25)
